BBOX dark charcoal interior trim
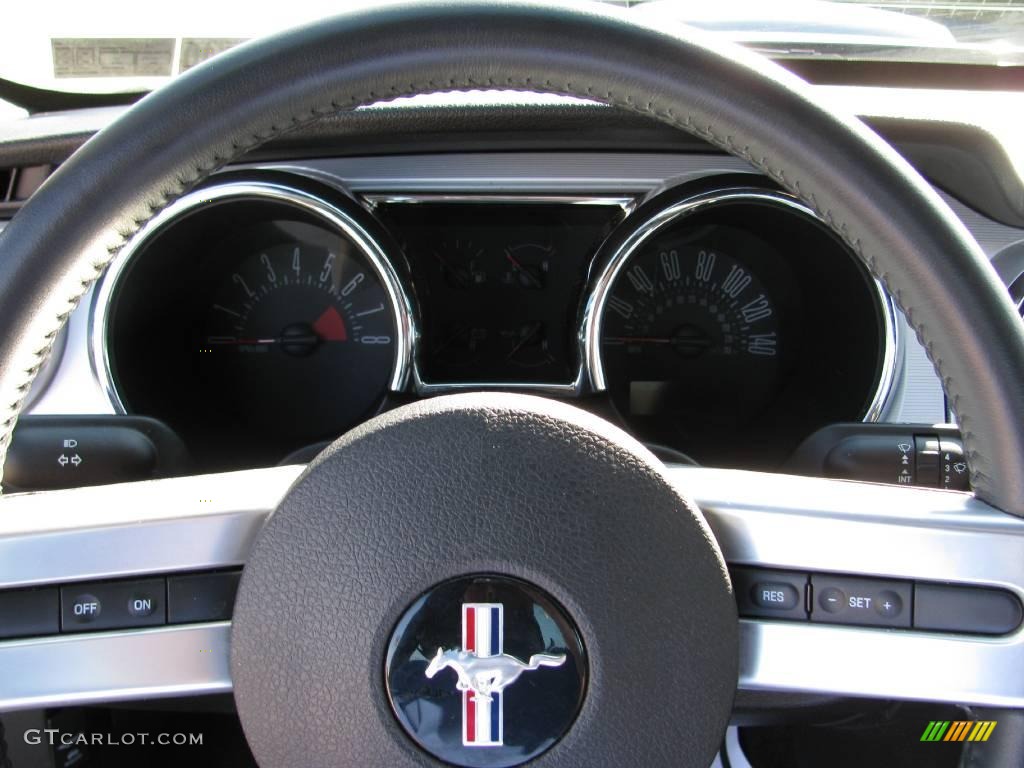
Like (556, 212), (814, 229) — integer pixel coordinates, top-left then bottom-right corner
(2, 104), (1023, 228)
(4, 61), (1022, 114)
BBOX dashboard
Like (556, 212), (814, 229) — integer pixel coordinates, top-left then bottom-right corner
(5, 93), (1024, 482)
(82, 164), (891, 473)
(2, 55), (1024, 759)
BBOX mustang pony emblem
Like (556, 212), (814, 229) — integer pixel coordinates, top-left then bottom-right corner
(425, 602), (567, 747)
(425, 648), (567, 702)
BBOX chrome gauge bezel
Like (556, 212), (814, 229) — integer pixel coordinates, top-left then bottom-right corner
(89, 179), (415, 414)
(581, 187), (898, 422)
(361, 193), (634, 396)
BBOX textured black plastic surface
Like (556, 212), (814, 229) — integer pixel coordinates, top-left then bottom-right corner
(0, 587), (59, 640)
(168, 571), (241, 625)
(4, 415), (190, 491)
(915, 584), (1023, 636)
(232, 393), (737, 768)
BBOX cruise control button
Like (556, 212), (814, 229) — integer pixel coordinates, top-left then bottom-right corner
(730, 568), (807, 620)
(127, 594), (157, 618)
(875, 591), (903, 619)
(61, 579), (165, 632)
(70, 594), (101, 623)
(810, 575), (911, 628)
(818, 587), (846, 613)
(752, 583), (799, 610)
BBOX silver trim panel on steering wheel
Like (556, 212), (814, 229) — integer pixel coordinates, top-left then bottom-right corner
(0, 465), (1021, 711)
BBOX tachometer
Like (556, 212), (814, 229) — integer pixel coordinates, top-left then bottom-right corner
(200, 223), (396, 442)
(99, 176), (408, 471)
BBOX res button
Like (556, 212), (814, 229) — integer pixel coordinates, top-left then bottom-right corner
(752, 583), (800, 610)
(731, 568), (807, 620)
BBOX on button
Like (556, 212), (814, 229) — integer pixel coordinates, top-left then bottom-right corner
(128, 595), (157, 618)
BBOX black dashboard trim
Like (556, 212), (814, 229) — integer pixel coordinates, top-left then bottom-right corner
(4, 62), (1022, 114)
(2, 104), (1023, 229)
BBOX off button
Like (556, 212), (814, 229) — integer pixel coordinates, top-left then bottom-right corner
(70, 594), (101, 623)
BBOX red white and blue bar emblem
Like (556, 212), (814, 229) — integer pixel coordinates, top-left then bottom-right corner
(462, 602), (504, 747)
(422, 601), (566, 749)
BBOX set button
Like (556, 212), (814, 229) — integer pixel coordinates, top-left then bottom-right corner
(810, 575), (911, 628)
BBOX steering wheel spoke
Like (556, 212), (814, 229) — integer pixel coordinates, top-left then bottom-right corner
(0, 467), (297, 712)
(1, 464), (1021, 714)
(0, 466), (299, 585)
(667, 467), (1024, 707)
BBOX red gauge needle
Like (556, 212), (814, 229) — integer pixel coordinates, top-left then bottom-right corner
(205, 307), (348, 348)
(504, 251), (543, 288)
(602, 336), (675, 344)
(207, 337), (281, 345)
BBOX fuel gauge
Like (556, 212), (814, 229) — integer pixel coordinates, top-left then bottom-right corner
(501, 243), (554, 289)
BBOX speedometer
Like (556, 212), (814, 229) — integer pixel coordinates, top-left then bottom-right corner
(601, 235), (782, 429)
(592, 186), (894, 469)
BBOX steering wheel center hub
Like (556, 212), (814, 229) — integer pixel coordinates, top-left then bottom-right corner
(386, 575), (586, 767)
(230, 393), (737, 767)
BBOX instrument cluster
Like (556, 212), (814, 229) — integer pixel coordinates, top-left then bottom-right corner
(93, 171), (893, 472)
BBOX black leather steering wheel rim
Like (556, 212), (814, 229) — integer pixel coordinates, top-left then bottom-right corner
(2, 2), (1023, 513)
(0, 3), (1022, 764)
(2, 4), (1022, 513)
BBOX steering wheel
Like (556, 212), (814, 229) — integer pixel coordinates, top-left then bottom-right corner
(1, 2), (1023, 766)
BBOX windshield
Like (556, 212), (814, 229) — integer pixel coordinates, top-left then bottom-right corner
(0, 0), (1022, 97)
